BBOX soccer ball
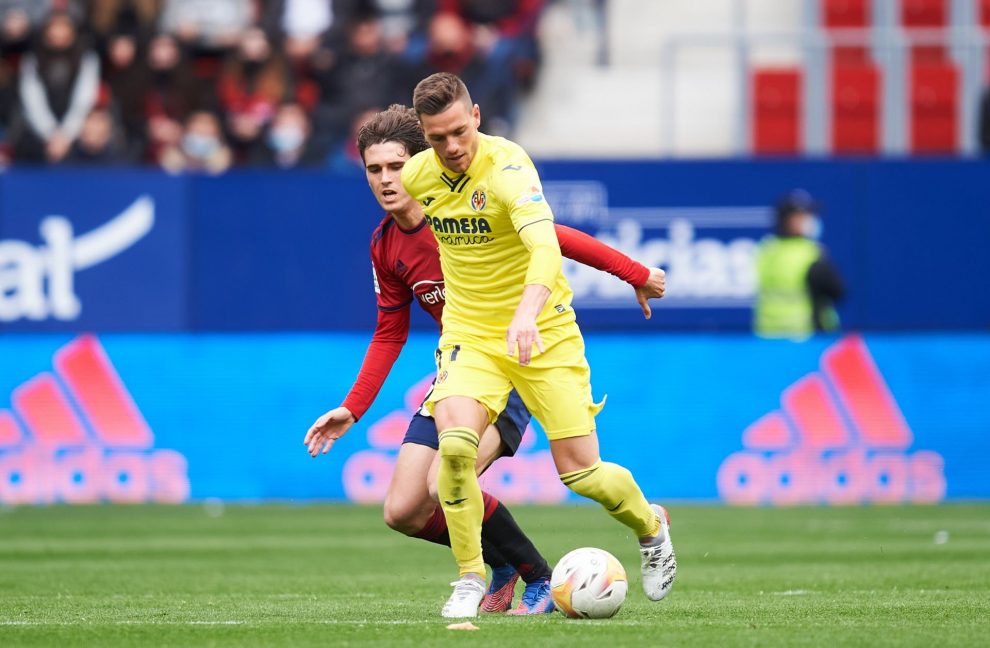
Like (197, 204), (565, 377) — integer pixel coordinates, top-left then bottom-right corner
(550, 547), (628, 618)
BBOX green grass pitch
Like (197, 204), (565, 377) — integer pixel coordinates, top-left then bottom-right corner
(1, 504), (988, 647)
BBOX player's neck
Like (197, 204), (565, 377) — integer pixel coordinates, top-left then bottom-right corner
(391, 203), (425, 231)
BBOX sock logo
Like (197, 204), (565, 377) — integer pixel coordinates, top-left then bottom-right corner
(444, 498), (468, 506)
(717, 335), (946, 505)
(0, 335), (190, 505)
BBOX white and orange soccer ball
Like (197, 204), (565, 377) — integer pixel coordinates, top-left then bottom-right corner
(550, 547), (628, 619)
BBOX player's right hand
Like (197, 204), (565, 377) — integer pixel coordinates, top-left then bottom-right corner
(304, 407), (356, 457)
(635, 267), (666, 319)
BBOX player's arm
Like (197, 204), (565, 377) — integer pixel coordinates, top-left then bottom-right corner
(555, 224), (666, 319)
(304, 306), (410, 456)
(305, 259), (412, 456)
(508, 218), (560, 365)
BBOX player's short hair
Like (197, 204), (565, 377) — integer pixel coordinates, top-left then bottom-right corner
(412, 72), (472, 116)
(356, 104), (428, 161)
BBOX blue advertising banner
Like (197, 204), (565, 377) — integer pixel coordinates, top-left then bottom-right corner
(0, 170), (187, 331)
(0, 161), (988, 332)
(1, 333), (986, 505)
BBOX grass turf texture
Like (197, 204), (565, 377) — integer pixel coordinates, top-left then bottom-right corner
(1, 504), (988, 647)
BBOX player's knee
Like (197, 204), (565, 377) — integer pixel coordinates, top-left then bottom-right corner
(560, 461), (627, 508)
(382, 497), (425, 535)
(437, 428), (479, 479)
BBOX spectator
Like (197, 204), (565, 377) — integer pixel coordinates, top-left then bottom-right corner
(10, 9), (102, 164)
(65, 106), (130, 164)
(249, 101), (325, 168)
(217, 27), (291, 161)
(87, 0), (162, 50)
(313, 12), (398, 147)
(98, 6), (153, 156)
(354, 0), (435, 57)
(159, 108), (232, 173)
(753, 190), (844, 340)
(159, 0), (254, 52)
(143, 33), (202, 163)
(325, 104), (378, 174)
(1, 1), (54, 52)
(261, 0), (336, 68)
(398, 11), (514, 135)
(438, 0), (543, 90)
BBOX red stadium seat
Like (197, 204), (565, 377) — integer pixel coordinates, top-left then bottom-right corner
(900, 0), (947, 27)
(752, 68), (802, 154)
(823, 0), (868, 28)
(831, 64), (881, 154)
(981, 0), (990, 26)
(910, 61), (958, 153)
(822, 1), (870, 74)
(900, 0), (948, 63)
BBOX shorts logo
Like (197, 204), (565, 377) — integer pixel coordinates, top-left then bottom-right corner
(436, 370), (448, 384)
(470, 190), (487, 212)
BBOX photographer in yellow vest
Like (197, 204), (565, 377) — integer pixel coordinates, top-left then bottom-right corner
(754, 190), (844, 339)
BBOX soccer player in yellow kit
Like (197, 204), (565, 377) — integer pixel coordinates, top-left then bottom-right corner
(401, 73), (677, 618)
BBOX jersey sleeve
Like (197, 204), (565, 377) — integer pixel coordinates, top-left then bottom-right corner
(340, 242), (412, 420)
(340, 307), (409, 421)
(494, 157), (554, 233)
(555, 224), (650, 287)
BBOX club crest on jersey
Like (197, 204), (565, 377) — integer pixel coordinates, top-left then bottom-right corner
(470, 189), (487, 212)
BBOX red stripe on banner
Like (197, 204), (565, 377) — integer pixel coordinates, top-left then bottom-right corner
(741, 412), (792, 450)
(12, 374), (88, 447)
(0, 410), (24, 446)
(55, 335), (153, 449)
(781, 374), (851, 449)
(822, 336), (912, 449)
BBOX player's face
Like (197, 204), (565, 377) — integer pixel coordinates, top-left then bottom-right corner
(419, 100), (481, 174)
(363, 141), (414, 215)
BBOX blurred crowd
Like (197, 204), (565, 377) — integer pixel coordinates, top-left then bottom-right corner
(0, 0), (544, 172)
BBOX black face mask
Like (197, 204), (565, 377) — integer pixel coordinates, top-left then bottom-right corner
(242, 59), (264, 76)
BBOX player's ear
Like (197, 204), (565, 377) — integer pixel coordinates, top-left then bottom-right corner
(472, 104), (480, 128)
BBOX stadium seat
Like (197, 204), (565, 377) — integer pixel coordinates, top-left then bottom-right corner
(909, 61), (958, 153)
(831, 63), (881, 154)
(752, 68), (802, 154)
(900, 0), (948, 63)
(981, 0), (990, 26)
(822, 0), (870, 68)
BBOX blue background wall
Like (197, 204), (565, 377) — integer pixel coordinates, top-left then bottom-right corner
(1, 333), (986, 503)
(1, 161), (988, 332)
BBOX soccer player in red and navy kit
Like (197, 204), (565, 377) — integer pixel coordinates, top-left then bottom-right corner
(304, 105), (666, 615)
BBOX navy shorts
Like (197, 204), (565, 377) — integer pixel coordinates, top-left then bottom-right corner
(402, 389), (531, 457)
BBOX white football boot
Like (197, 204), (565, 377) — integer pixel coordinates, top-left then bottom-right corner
(441, 573), (486, 618)
(640, 504), (677, 601)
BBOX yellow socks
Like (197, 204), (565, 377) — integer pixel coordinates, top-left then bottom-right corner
(437, 427), (485, 578)
(560, 460), (660, 539)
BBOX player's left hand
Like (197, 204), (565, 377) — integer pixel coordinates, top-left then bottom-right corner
(635, 267), (666, 319)
(507, 315), (544, 366)
(304, 406), (356, 457)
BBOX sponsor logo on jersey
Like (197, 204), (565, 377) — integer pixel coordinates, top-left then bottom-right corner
(515, 185), (544, 206)
(716, 336), (945, 506)
(470, 190), (487, 212)
(0, 335), (190, 505)
(425, 215), (493, 235)
(422, 197), (436, 206)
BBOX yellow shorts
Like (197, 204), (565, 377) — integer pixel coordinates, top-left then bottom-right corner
(425, 323), (604, 440)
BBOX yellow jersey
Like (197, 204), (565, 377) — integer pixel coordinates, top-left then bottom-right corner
(401, 133), (575, 338)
